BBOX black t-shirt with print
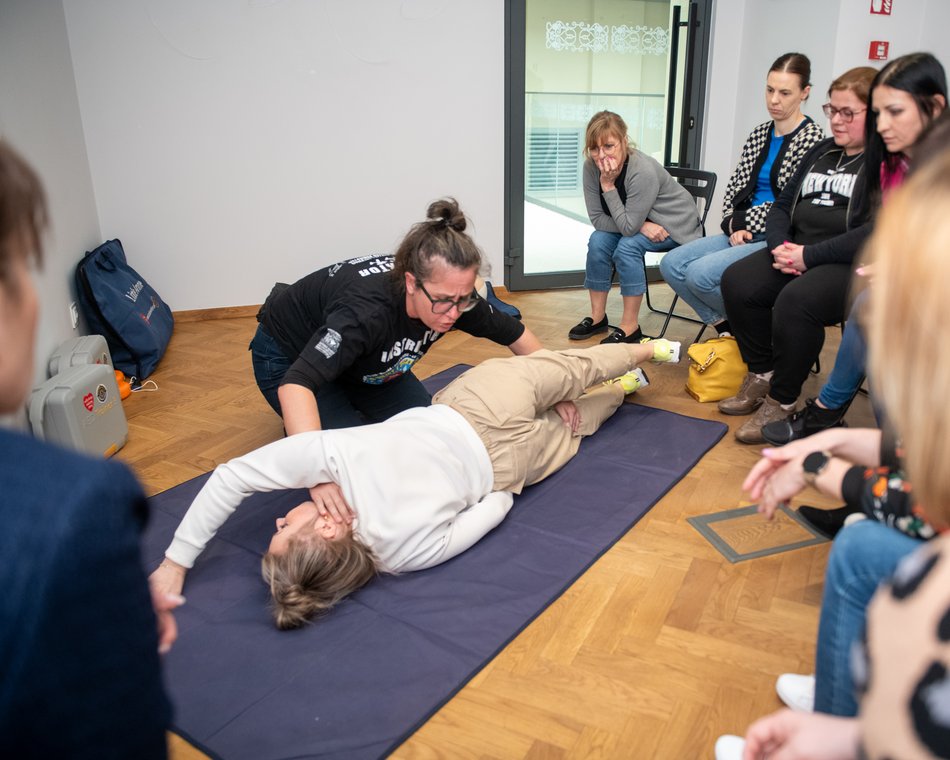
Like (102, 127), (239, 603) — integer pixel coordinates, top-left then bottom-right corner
(261, 254), (525, 392)
(790, 150), (863, 246)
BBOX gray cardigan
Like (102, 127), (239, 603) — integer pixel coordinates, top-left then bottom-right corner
(583, 150), (702, 244)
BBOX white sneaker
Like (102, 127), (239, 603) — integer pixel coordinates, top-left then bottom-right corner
(609, 367), (650, 394)
(776, 673), (815, 712)
(714, 734), (745, 760)
(649, 338), (681, 363)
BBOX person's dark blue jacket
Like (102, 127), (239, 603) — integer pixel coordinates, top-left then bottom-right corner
(0, 428), (171, 759)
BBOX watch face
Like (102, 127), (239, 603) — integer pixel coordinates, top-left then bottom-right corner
(803, 450), (830, 475)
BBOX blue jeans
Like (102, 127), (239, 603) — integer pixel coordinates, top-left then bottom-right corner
(657, 233), (766, 324)
(818, 291), (868, 410)
(584, 230), (678, 297)
(815, 520), (920, 716)
(249, 325), (432, 429)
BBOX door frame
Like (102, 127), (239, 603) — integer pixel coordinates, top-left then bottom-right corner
(504, 0), (713, 291)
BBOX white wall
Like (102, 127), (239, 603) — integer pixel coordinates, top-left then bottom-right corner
(702, 0), (950, 220)
(0, 0), (100, 398)
(62, 0), (506, 312)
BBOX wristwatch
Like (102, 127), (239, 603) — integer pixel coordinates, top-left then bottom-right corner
(802, 450), (832, 486)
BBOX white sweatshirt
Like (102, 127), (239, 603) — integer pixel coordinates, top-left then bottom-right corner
(164, 405), (513, 573)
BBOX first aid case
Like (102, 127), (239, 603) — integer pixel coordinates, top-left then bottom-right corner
(47, 334), (113, 377)
(29, 363), (128, 457)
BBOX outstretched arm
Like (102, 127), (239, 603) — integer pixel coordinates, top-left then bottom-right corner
(153, 432), (349, 582)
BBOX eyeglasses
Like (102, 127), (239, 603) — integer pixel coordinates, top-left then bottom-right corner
(416, 280), (481, 315)
(822, 103), (867, 123)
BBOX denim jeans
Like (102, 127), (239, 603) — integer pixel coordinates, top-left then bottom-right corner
(657, 233), (766, 324)
(249, 325), (432, 429)
(584, 230), (677, 297)
(814, 520), (921, 716)
(818, 291), (868, 410)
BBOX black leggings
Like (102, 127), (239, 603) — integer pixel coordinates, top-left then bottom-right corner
(721, 249), (853, 405)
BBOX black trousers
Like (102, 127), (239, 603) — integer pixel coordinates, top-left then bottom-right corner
(721, 249), (853, 405)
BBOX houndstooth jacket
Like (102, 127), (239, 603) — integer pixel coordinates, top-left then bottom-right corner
(720, 117), (824, 236)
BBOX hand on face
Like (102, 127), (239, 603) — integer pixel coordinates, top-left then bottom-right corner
(269, 500), (351, 555)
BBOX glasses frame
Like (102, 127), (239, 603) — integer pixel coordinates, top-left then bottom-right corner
(416, 280), (481, 315)
(822, 103), (867, 123)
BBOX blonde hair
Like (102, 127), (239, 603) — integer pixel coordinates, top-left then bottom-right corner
(261, 531), (380, 629)
(583, 110), (634, 159)
(866, 145), (950, 528)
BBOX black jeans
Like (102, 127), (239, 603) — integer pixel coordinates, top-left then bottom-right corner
(721, 249), (852, 405)
(249, 325), (431, 429)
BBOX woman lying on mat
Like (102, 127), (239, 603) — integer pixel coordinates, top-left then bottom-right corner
(250, 197), (542, 436)
(150, 340), (680, 628)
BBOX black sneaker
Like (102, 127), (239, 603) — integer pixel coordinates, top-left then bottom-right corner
(761, 398), (847, 446)
(599, 326), (644, 344)
(568, 315), (609, 340)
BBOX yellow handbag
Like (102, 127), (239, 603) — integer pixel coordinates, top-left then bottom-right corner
(685, 336), (748, 402)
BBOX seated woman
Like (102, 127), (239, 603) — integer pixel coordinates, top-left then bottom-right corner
(0, 143), (173, 755)
(150, 339), (681, 628)
(568, 110), (702, 344)
(717, 65), (881, 443)
(659, 53), (825, 333)
(744, 425), (930, 718)
(715, 120), (950, 760)
(761, 60), (949, 445)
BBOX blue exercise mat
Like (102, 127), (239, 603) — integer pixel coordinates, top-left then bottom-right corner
(142, 366), (727, 759)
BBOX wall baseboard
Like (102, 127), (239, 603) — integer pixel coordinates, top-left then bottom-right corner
(173, 305), (261, 322)
(173, 284), (515, 323)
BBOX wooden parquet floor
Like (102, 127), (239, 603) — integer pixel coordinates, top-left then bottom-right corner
(118, 285), (874, 760)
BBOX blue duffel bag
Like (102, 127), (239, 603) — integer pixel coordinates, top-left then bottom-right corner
(75, 239), (174, 379)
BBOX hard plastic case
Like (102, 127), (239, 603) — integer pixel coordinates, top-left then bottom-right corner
(29, 364), (128, 457)
(48, 335), (113, 377)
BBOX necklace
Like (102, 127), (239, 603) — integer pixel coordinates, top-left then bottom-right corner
(833, 151), (864, 173)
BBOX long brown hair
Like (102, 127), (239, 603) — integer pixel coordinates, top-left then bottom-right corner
(392, 198), (482, 293)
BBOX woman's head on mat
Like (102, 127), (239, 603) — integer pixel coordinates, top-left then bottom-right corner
(0, 141), (47, 414)
(262, 500), (379, 628)
(394, 197), (483, 334)
(823, 67), (877, 155)
(765, 52), (812, 124)
(865, 142), (950, 529)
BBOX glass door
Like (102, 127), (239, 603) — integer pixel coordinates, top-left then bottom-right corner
(505, 0), (711, 290)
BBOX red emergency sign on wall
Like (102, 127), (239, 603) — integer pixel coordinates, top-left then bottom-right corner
(869, 41), (890, 61)
(870, 0), (892, 14)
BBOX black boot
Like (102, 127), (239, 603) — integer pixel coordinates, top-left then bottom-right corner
(797, 504), (860, 539)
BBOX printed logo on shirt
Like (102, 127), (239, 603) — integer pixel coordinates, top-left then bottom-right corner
(327, 263), (343, 277)
(314, 328), (343, 359)
(380, 330), (440, 364)
(342, 254), (395, 277)
(363, 353), (422, 384)
(802, 169), (858, 207)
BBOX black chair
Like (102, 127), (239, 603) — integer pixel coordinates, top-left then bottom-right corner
(643, 166), (717, 340)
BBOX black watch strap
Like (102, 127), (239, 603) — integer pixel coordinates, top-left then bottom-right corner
(803, 450), (832, 486)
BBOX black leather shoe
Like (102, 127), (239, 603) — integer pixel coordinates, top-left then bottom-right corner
(797, 504), (860, 539)
(568, 315), (609, 340)
(761, 398), (847, 446)
(599, 327), (644, 344)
